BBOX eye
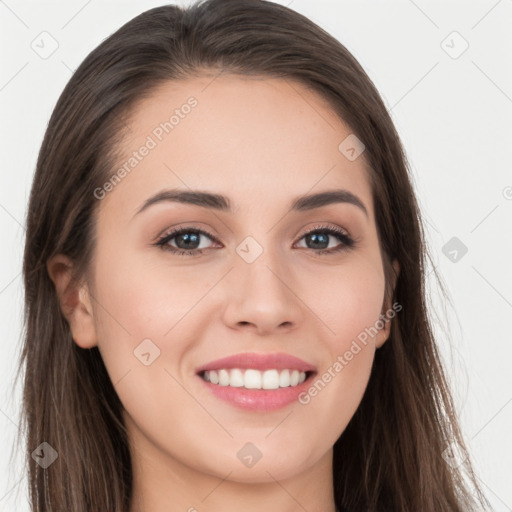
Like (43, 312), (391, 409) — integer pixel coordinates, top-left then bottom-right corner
(154, 224), (356, 256)
(154, 227), (219, 256)
(294, 224), (356, 255)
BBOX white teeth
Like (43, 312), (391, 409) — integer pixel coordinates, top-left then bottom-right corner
(229, 368), (244, 387)
(262, 369), (279, 390)
(202, 368), (308, 389)
(244, 369), (262, 389)
(279, 369), (290, 387)
(218, 369), (230, 386)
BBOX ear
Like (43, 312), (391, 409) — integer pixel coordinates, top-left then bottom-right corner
(46, 254), (98, 349)
(375, 258), (400, 349)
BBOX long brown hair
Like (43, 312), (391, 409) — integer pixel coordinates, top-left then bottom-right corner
(16, 0), (490, 510)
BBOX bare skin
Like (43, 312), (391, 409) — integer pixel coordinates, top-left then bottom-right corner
(48, 74), (399, 512)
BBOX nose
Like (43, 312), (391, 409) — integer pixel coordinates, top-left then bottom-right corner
(221, 246), (304, 336)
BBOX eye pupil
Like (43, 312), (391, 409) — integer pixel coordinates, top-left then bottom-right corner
(307, 232), (329, 249)
(177, 232), (200, 249)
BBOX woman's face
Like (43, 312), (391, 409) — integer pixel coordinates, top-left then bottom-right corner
(73, 75), (397, 483)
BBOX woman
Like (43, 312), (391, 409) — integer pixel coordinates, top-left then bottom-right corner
(17, 0), (490, 510)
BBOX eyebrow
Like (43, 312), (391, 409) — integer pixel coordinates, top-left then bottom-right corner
(134, 188), (369, 218)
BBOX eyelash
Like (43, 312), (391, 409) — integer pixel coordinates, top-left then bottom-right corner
(154, 224), (356, 257)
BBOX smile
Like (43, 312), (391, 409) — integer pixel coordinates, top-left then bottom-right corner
(201, 368), (309, 389)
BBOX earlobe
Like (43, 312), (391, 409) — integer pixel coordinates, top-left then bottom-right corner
(46, 254), (98, 349)
(375, 316), (392, 349)
(376, 258), (401, 349)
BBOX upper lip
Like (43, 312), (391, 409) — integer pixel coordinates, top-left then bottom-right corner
(195, 352), (317, 374)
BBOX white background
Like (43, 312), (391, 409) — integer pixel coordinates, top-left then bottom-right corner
(1, 0), (511, 510)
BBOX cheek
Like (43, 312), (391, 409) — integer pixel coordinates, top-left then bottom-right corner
(303, 256), (386, 349)
(90, 255), (204, 436)
(92, 248), (206, 342)
(296, 258), (384, 421)
(88, 248), (195, 389)
(298, 305), (379, 447)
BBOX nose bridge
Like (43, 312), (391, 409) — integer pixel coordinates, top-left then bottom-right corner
(235, 232), (290, 298)
(221, 231), (302, 332)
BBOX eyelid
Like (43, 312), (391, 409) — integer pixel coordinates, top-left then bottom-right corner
(297, 223), (351, 239)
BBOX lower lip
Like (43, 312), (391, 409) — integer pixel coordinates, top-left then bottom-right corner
(197, 373), (315, 411)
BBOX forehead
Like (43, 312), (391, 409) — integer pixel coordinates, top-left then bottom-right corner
(100, 74), (373, 220)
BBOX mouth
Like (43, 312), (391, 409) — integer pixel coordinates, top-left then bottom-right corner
(198, 368), (316, 390)
(194, 352), (317, 411)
